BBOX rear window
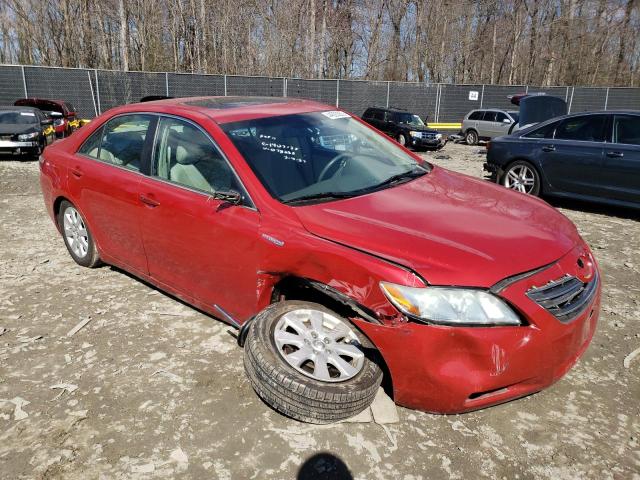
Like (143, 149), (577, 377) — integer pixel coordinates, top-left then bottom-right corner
(613, 115), (640, 145)
(555, 115), (607, 142)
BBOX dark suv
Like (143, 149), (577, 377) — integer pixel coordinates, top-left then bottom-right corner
(362, 107), (445, 150)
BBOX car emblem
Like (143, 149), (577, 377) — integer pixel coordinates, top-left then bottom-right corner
(576, 254), (594, 282)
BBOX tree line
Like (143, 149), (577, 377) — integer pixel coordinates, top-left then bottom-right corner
(0, 0), (638, 87)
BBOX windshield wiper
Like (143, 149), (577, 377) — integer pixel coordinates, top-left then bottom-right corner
(283, 191), (357, 205)
(366, 167), (428, 191)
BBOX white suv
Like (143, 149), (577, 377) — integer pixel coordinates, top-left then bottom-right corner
(462, 109), (519, 145)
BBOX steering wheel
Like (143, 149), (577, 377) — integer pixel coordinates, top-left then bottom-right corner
(318, 153), (352, 182)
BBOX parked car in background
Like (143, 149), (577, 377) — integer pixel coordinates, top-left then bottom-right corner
(0, 106), (54, 159)
(484, 111), (640, 209)
(40, 97), (601, 424)
(362, 106), (445, 150)
(14, 98), (78, 138)
(462, 109), (519, 145)
(509, 93), (567, 132)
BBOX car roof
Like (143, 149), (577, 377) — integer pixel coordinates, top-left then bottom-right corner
(0, 105), (40, 113)
(110, 96), (332, 124)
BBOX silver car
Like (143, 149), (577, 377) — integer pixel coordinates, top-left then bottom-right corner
(462, 109), (519, 145)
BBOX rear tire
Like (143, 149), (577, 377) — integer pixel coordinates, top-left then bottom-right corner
(465, 129), (478, 145)
(244, 301), (383, 424)
(57, 200), (101, 268)
(501, 160), (541, 196)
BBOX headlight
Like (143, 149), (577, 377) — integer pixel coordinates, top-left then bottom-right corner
(18, 132), (39, 141)
(380, 282), (521, 326)
(435, 133), (442, 139)
(409, 131), (420, 138)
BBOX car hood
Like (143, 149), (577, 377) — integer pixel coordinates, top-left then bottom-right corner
(294, 167), (581, 287)
(0, 124), (38, 135)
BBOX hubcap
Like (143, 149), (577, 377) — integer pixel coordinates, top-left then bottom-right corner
(504, 165), (536, 194)
(63, 207), (89, 258)
(398, 135), (405, 145)
(273, 309), (365, 382)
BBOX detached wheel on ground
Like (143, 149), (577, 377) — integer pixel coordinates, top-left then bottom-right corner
(57, 200), (101, 267)
(501, 160), (541, 196)
(465, 129), (478, 145)
(243, 300), (383, 424)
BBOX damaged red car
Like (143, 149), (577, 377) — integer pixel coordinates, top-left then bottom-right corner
(39, 97), (601, 423)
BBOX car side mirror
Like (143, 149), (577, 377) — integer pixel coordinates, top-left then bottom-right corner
(503, 119), (511, 123)
(213, 190), (242, 205)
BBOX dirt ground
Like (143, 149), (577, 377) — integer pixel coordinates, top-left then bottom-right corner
(0, 143), (638, 480)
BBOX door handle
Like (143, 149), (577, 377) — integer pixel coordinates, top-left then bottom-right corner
(542, 145), (556, 152)
(70, 167), (83, 178)
(606, 151), (624, 158)
(139, 194), (160, 208)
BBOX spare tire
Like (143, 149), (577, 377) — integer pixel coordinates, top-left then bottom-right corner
(243, 301), (383, 424)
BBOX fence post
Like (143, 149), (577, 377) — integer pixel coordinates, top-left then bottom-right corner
(165, 72), (169, 96)
(224, 75), (227, 96)
(20, 65), (27, 97)
(283, 78), (287, 97)
(604, 87), (609, 110)
(94, 69), (101, 115)
(565, 86), (569, 102)
(435, 84), (442, 122)
(336, 79), (340, 107)
(480, 84), (485, 108)
(568, 86), (575, 113)
(525, 85), (529, 94)
(88, 70), (98, 117)
(386, 81), (390, 108)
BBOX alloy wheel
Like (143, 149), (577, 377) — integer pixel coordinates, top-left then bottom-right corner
(63, 206), (89, 258)
(504, 164), (536, 194)
(273, 309), (365, 382)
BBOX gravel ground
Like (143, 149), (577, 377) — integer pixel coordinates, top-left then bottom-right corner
(0, 143), (638, 479)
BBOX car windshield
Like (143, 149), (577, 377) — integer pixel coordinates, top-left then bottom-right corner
(221, 111), (429, 204)
(0, 111), (38, 125)
(508, 112), (519, 123)
(396, 113), (425, 127)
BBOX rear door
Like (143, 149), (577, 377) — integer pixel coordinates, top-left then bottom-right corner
(65, 114), (153, 275)
(600, 114), (640, 203)
(137, 115), (261, 320)
(537, 114), (608, 196)
(478, 111), (496, 138)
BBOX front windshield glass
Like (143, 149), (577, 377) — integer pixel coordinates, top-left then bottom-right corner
(221, 111), (429, 204)
(396, 113), (425, 127)
(0, 111), (38, 125)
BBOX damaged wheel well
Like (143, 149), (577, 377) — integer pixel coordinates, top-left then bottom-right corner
(269, 276), (394, 398)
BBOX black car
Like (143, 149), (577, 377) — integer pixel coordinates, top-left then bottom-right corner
(362, 107), (445, 150)
(484, 111), (640, 209)
(0, 106), (55, 159)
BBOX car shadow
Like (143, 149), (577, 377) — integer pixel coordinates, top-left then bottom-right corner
(297, 452), (354, 480)
(546, 197), (640, 221)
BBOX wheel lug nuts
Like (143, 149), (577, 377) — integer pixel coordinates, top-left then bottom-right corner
(311, 331), (318, 338)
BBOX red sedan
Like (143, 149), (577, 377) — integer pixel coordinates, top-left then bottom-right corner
(39, 97), (600, 423)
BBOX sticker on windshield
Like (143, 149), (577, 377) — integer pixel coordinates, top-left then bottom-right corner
(321, 110), (350, 120)
(20, 112), (35, 116)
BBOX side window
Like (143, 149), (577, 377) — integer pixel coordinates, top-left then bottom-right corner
(78, 126), (104, 158)
(483, 111), (497, 122)
(555, 115), (607, 142)
(468, 111), (483, 120)
(363, 109), (374, 119)
(383, 111), (394, 122)
(152, 117), (237, 194)
(495, 112), (509, 123)
(613, 115), (640, 146)
(524, 121), (557, 139)
(371, 109), (383, 121)
(79, 114), (152, 171)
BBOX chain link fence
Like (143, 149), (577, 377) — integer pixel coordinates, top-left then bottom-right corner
(1, 64), (639, 124)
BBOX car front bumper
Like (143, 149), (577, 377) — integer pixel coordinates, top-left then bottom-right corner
(0, 140), (39, 155)
(353, 244), (600, 414)
(410, 136), (446, 148)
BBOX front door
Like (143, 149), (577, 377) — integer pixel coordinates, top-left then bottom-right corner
(137, 115), (261, 321)
(600, 114), (640, 203)
(65, 114), (153, 275)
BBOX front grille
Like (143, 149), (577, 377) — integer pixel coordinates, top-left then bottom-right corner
(527, 273), (598, 323)
(421, 132), (435, 139)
